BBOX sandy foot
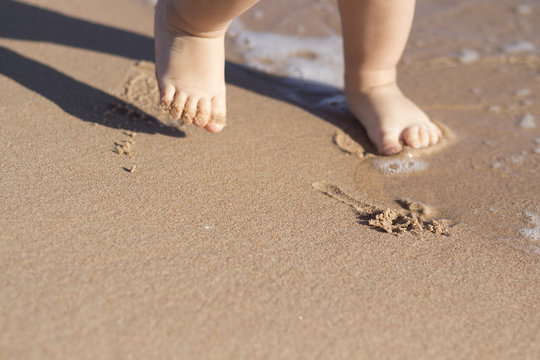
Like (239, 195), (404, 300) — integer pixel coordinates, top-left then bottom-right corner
(345, 81), (442, 155)
(154, 0), (227, 132)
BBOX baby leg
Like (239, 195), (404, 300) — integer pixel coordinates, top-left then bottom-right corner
(154, 0), (259, 132)
(337, 0), (441, 155)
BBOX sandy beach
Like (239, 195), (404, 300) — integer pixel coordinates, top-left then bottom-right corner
(1, 0), (539, 358)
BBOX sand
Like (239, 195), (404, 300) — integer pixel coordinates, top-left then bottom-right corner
(313, 181), (451, 236)
(1, 0), (539, 358)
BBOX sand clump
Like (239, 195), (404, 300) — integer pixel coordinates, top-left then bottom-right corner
(369, 200), (450, 236)
(313, 181), (451, 236)
(113, 132), (138, 172)
(113, 140), (134, 156)
(123, 165), (137, 173)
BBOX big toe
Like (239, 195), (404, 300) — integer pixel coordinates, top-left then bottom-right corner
(377, 130), (403, 155)
(170, 90), (187, 120)
(181, 96), (198, 125)
(204, 94), (227, 133)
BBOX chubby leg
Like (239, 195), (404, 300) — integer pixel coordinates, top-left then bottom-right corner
(154, 0), (258, 132)
(337, 0), (441, 155)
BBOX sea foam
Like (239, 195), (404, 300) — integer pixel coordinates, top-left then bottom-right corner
(372, 159), (427, 175)
(519, 114), (536, 128)
(519, 212), (540, 241)
(229, 20), (344, 88)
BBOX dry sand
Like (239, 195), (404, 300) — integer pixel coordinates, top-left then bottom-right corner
(1, 0), (539, 359)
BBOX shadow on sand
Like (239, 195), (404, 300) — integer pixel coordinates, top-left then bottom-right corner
(0, 0), (371, 148)
(0, 46), (184, 136)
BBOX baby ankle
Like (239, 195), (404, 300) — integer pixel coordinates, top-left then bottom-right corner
(345, 67), (397, 91)
(164, 1), (229, 38)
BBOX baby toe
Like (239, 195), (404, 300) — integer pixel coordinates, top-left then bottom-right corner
(204, 95), (227, 133)
(160, 84), (176, 111)
(418, 126), (431, 148)
(402, 126), (422, 149)
(181, 96), (198, 125)
(193, 97), (211, 128)
(170, 90), (187, 120)
(378, 130), (402, 155)
(211, 95), (227, 123)
(429, 128), (440, 145)
(426, 122), (443, 138)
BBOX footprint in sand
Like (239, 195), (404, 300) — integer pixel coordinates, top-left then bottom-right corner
(118, 61), (169, 123)
(105, 61), (175, 173)
(312, 181), (451, 236)
(332, 122), (455, 175)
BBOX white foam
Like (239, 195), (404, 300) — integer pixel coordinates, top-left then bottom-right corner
(229, 20), (344, 88)
(519, 113), (536, 128)
(515, 88), (531, 97)
(372, 159), (427, 175)
(488, 105), (501, 113)
(458, 48), (480, 64)
(252, 10), (264, 20)
(498, 212), (540, 256)
(508, 155), (524, 164)
(503, 41), (536, 53)
(516, 4), (532, 15)
(519, 212), (540, 241)
(499, 238), (540, 256)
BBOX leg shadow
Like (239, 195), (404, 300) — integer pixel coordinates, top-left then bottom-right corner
(0, 46), (184, 137)
(0, 0), (154, 62)
(225, 62), (374, 153)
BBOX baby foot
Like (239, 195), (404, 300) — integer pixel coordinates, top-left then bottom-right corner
(154, 0), (227, 132)
(345, 70), (441, 155)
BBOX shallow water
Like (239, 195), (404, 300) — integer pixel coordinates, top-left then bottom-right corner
(144, 0), (539, 87)
(229, 0), (539, 87)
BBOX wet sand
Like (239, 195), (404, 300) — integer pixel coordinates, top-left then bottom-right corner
(1, 0), (539, 358)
